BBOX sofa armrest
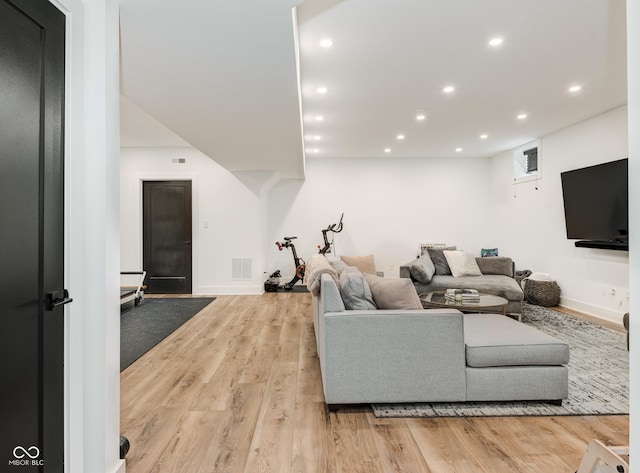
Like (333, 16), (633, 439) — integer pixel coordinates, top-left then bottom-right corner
(399, 261), (415, 279)
(319, 309), (466, 404)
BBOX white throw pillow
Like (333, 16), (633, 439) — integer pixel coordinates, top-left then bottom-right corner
(443, 250), (482, 278)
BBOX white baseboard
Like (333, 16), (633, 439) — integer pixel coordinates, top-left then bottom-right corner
(559, 296), (626, 325)
(195, 285), (263, 295)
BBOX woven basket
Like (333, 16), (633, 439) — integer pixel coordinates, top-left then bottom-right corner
(523, 279), (560, 307)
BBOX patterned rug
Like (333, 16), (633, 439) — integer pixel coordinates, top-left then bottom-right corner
(372, 304), (628, 417)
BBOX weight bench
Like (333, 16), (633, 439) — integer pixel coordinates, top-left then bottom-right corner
(121, 271), (147, 307)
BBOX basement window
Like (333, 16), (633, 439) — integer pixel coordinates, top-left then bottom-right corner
(513, 140), (541, 183)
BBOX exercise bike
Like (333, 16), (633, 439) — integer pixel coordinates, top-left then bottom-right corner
(275, 237), (305, 290)
(318, 213), (344, 255)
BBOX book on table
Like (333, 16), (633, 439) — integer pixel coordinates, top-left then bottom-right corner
(445, 288), (480, 303)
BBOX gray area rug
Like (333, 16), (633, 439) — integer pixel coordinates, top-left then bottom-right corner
(372, 304), (628, 417)
(120, 297), (215, 371)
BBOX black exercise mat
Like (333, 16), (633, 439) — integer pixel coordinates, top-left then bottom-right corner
(120, 297), (215, 371)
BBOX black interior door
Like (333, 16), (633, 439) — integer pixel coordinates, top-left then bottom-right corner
(0, 0), (66, 471)
(143, 181), (193, 294)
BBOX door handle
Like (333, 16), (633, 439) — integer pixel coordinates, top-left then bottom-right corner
(184, 240), (191, 244)
(46, 289), (73, 311)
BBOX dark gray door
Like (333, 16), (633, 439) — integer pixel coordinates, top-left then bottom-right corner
(143, 181), (193, 293)
(0, 0), (66, 471)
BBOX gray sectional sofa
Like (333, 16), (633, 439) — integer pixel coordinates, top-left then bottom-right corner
(400, 255), (524, 317)
(311, 270), (569, 409)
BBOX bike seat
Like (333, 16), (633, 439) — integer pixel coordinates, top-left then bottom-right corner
(284, 236), (297, 241)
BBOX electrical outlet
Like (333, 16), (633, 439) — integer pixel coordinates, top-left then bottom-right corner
(610, 288), (616, 296)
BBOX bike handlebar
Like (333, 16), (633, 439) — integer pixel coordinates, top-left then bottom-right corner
(276, 239), (296, 251)
(323, 213), (344, 234)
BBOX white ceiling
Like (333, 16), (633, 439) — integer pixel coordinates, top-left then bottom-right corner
(119, 0), (627, 178)
(119, 0), (305, 178)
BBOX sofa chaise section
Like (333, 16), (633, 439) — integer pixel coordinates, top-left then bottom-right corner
(464, 314), (569, 402)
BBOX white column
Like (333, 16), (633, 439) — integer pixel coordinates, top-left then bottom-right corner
(628, 0), (639, 465)
(61, 0), (123, 471)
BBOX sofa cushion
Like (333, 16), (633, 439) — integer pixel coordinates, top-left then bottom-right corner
(423, 275), (523, 301)
(464, 314), (570, 367)
(339, 269), (377, 310)
(340, 254), (377, 275)
(427, 247), (456, 275)
(443, 250), (482, 278)
(409, 256), (435, 284)
(475, 257), (514, 277)
(363, 273), (422, 310)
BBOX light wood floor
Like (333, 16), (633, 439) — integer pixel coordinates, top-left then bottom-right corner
(120, 293), (628, 472)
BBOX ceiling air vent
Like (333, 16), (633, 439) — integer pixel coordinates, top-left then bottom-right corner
(232, 258), (252, 280)
(171, 157), (187, 165)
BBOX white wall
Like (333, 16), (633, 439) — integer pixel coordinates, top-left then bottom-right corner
(120, 147), (267, 294)
(121, 108), (629, 325)
(267, 156), (493, 280)
(490, 106), (629, 324)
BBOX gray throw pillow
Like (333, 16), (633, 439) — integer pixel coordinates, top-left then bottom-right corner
(339, 268), (377, 310)
(327, 256), (349, 275)
(427, 247), (457, 275)
(409, 256), (435, 284)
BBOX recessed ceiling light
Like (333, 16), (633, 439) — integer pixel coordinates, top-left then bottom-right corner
(416, 112), (426, 121)
(384, 148), (391, 153)
(315, 115), (324, 121)
(320, 39), (333, 48)
(443, 86), (455, 94)
(480, 134), (488, 139)
(397, 134), (405, 140)
(569, 85), (582, 93)
(517, 113), (528, 120)
(306, 148), (319, 154)
(316, 86), (327, 94)
(489, 37), (503, 47)
(313, 135), (321, 141)
(455, 147), (462, 152)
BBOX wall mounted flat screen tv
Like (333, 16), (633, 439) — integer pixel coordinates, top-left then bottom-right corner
(560, 158), (628, 248)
